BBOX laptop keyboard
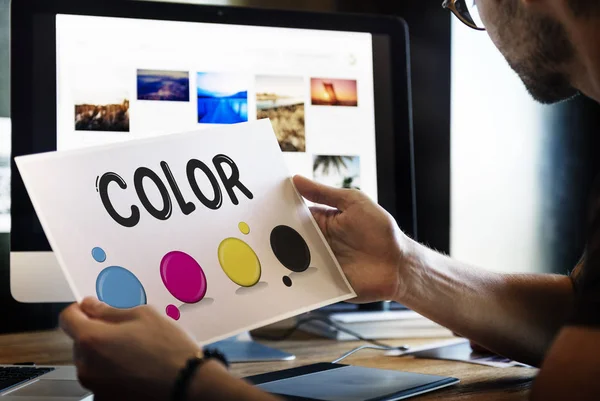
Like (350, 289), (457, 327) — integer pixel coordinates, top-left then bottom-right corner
(0, 366), (55, 393)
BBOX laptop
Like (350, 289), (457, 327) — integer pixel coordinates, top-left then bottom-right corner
(0, 365), (92, 400)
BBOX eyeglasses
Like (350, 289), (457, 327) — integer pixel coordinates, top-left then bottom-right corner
(442, 0), (486, 31)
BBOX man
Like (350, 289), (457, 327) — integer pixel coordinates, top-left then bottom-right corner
(60, 0), (600, 399)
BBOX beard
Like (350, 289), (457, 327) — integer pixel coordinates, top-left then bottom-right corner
(508, 59), (578, 104)
(501, 10), (578, 104)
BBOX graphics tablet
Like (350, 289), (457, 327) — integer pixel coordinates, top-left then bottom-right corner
(245, 363), (459, 401)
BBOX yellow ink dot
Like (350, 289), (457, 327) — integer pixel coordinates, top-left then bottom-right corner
(238, 222), (250, 235)
(218, 238), (261, 287)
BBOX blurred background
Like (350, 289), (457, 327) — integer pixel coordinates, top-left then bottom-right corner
(1, 0), (600, 332)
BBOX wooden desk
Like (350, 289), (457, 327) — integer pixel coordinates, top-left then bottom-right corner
(0, 330), (536, 400)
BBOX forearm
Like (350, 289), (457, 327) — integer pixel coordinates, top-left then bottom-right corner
(399, 240), (574, 366)
(187, 360), (281, 401)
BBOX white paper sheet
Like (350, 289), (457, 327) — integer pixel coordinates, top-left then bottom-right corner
(15, 120), (355, 344)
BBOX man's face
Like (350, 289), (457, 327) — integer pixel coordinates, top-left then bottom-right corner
(475, 0), (578, 104)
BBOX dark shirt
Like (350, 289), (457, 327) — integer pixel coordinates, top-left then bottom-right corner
(569, 178), (600, 326)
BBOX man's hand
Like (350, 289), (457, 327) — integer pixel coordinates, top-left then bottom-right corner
(293, 175), (576, 367)
(61, 298), (281, 401)
(60, 297), (206, 401)
(293, 175), (413, 303)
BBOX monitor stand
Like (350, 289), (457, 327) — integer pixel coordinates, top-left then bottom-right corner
(318, 300), (413, 328)
(206, 331), (295, 363)
(299, 301), (452, 340)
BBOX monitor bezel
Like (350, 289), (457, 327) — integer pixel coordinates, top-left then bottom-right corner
(10, 0), (416, 254)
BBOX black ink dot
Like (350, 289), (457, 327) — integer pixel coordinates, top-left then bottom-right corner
(270, 225), (311, 273)
(282, 276), (292, 287)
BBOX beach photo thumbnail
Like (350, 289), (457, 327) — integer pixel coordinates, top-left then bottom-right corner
(256, 75), (305, 152)
(137, 69), (190, 102)
(310, 78), (358, 107)
(197, 72), (248, 124)
(313, 155), (360, 190)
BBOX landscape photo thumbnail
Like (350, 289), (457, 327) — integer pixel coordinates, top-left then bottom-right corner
(75, 99), (130, 132)
(310, 78), (358, 107)
(72, 68), (130, 132)
(197, 72), (248, 124)
(137, 69), (190, 102)
(256, 75), (305, 152)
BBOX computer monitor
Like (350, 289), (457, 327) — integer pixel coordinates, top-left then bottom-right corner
(10, 0), (415, 304)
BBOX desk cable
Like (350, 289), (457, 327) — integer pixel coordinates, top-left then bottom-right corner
(252, 314), (410, 363)
(331, 345), (397, 363)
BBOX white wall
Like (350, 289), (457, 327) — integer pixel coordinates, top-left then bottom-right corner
(450, 19), (548, 273)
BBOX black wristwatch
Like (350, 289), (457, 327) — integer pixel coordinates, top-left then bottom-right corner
(171, 348), (229, 401)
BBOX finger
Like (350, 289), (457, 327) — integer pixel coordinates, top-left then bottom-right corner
(80, 297), (139, 323)
(293, 175), (356, 210)
(59, 303), (100, 340)
(308, 205), (339, 231)
(309, 205), (340, 217)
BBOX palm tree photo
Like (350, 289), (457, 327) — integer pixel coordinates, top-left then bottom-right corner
(312, 155), (353, 175)
(312, 155), (360, 190)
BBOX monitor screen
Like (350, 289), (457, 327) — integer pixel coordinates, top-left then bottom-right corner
(55, 14), (378, 202)
(12, 1), (413, 263)
(10, 2), (413, 305)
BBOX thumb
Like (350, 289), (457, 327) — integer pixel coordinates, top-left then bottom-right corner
(293, 175), (357, 210)
(60, 302), (104, 340)
(80, 297), (139, 323)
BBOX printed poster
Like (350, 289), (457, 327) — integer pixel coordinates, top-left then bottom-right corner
(15, 120), (355, 344)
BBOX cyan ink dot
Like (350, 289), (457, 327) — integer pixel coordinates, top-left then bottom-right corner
(96, 266), (147, 309)
(92, 247), (106, 263)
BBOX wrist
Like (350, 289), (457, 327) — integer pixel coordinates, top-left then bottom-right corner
(184, 359), (228, 401)
(173, 349), (229, 401)
(393, 235), (427, 303)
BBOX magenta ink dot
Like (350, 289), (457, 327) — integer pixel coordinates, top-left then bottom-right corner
(166, 304), (180, 320)
(160, 251), (207, 303)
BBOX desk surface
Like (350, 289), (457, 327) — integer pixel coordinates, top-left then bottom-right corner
(0, 329), (536, 400)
